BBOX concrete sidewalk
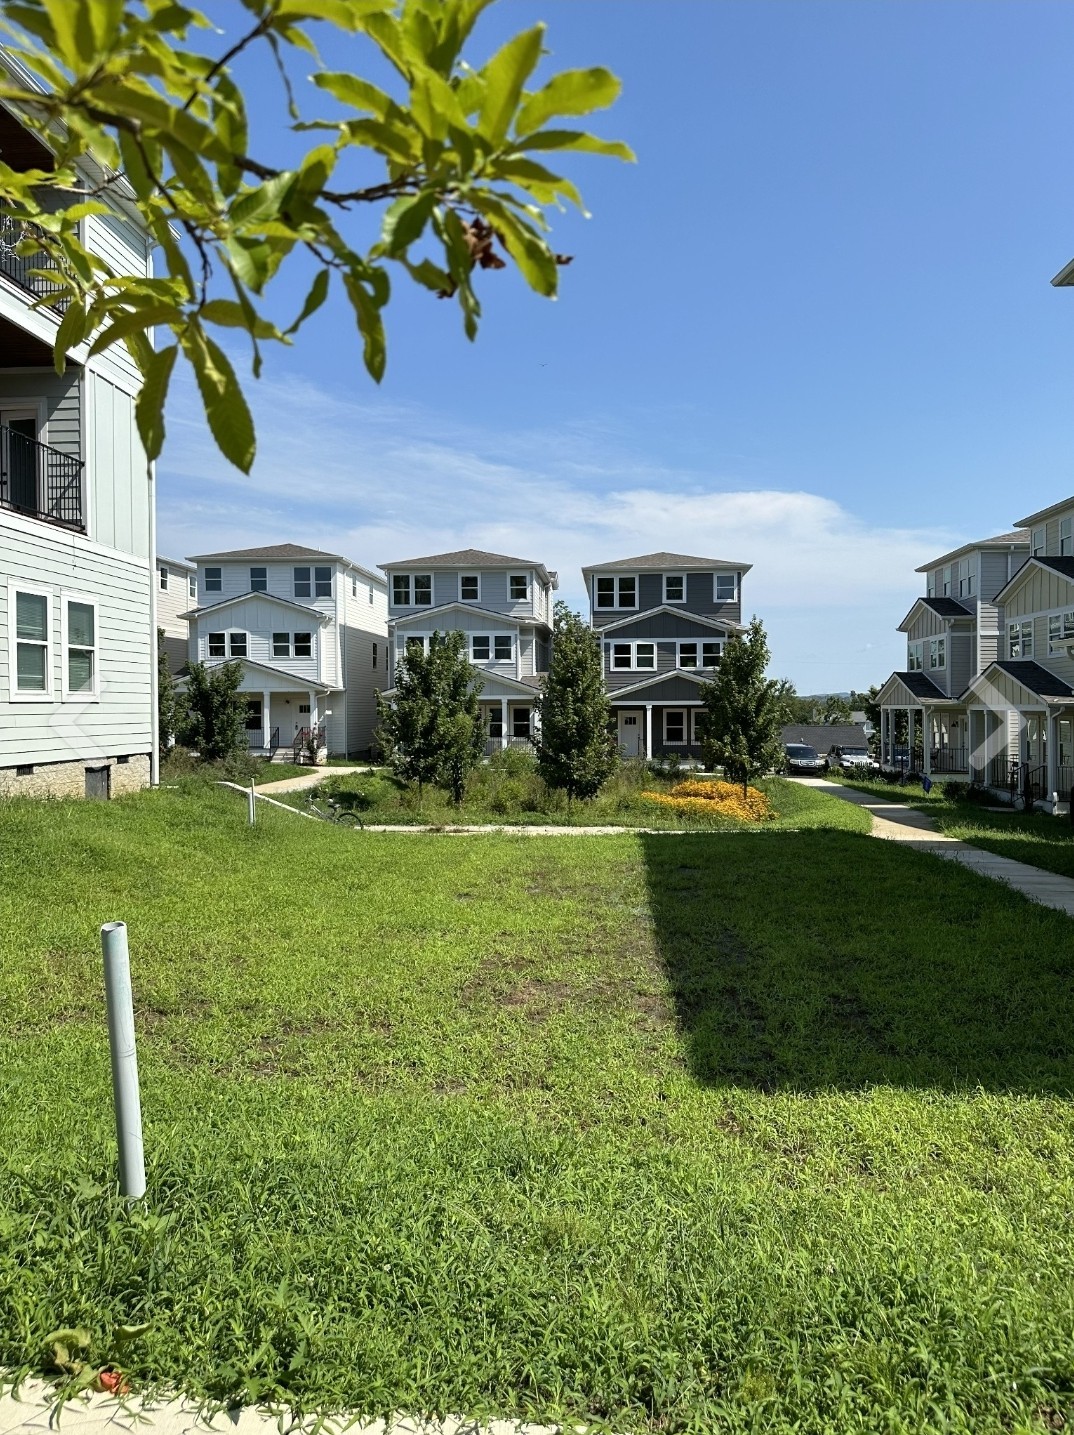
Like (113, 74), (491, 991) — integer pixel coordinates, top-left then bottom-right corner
(0, 1379), (562, 1435)
(255, 767), (371, 794)
(796, 778), (1074, 917)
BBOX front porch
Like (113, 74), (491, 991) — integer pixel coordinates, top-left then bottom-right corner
(876, 673), (970, 780)
(480, 697), (537, 756)
(612, 702), (704, 762)
(226, 661), (338, 763)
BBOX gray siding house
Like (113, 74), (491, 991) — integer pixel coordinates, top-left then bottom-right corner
(582, 551), (751, 759)
(0, 62), (156, 799)
(380, 548), (557, 751)
(184, 544), (388, 759)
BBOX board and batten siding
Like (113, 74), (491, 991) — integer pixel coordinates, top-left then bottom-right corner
(84, 213), (149, 390)
(906, 607), (945, 642)
(0, 521), (151, 764)
(87, 372), (149, 558)
(1003, 564), (1074, 622)
(589, 570), (743, 629)
(193, 599), (327, 682)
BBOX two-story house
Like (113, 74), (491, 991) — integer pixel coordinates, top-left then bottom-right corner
(183, 543), (388, 759)
(0, 64), (156, 800)
(876, 530), (1029, 779)
(156, 555), (196, 676)
(380, 548), (557, 750)
(582, 551), (751, 759)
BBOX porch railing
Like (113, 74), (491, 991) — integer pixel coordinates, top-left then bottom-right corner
(1058, 765), (1074, 802)
(485, 734), (531, 755)
(0, 214), (68, 305)
(293, 723), (326, 762)
(0, 424), (84, 529)
(929, 746), (968, 774)
(245, 728), (265, 750)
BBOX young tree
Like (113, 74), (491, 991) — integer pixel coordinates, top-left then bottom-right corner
(532, 601), (617, 806)
(697, 618), (784, 796)
(0, 1), (630, 470)
(376, 630), (484, 803)
(181, 659), (249, 761)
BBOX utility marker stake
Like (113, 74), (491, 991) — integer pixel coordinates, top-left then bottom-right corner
(249, 779), (256, 825)
(100, 921), (146, 1200)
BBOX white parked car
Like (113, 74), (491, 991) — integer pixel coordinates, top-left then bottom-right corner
(825, 744), (879, 774)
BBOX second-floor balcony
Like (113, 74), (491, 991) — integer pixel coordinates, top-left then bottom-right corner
(0, 214), (67, 306)
(0, 423), (84, 530)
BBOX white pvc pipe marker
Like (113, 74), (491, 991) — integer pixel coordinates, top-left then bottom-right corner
(100, 921), (147, 1200)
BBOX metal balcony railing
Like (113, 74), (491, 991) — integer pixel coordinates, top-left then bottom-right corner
(929, 746), (968, 774)
(0, 214), (68, 305)
(0, 424), (83, 529)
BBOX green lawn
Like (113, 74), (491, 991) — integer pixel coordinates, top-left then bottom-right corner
(831, 773), (1074, 879)
(3, 784), (1074, 1432)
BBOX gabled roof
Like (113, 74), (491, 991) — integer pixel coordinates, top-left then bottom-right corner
(877, 671), (947, 702)
(181, 591), (332, 623)
(380, 549), (555, 586)
(992, 660), (1074, 699)
(382, 669), (541, 700)
(390, 601), (548, 630)
(582, 551), (752, 575)
(1015, 495), (1074, 528)
(202, 657), (336, 693)
(597, 605), (743, 636)
(915, 530), (1028, 572)
(1052, 258), (1074, 287)
(992, 555), (1074, 605)
(606, 668), (712, 699)
(897, 595), (974, 631)
(187, 543), (384, 586)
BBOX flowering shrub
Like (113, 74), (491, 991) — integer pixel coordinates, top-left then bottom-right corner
(642, 778), (773, 822)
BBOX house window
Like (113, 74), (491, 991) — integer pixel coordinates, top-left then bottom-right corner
(958, 559), (975, 598)
(714, 573), (737, 602)
(298, 703), (310, 715)
(404, 635), (427, 657)
(928, 637), (945, 670)
(369, 584), (374, 604)
(509, 574), (529, 601)
(907, 642), (923, 672)
(208, 632), (226, 657)
(351, 576), (357, 597)
(12, 589), (50, 694)
(635, 642), (655, 669)
(595, 575), (636, 609)
(314, 566), (332, 597)
(1061, 517), (1073, 556)
(159, 566), (169, 591)
(461, 575), (480, 601)
(65, 599), (97, 696)
(294, 566), (312, 598)
(611, 642), (632, 670)
(372, 643), (377, 670)
(512, 706), (531, 738)
(1032, 527), (1046, 557)
(1048, 612), (1074, 651)
(941, 566), (951, 597)
(1009, 620), (1033, 658)
(294, 632), (312, 658)
(664, 574), (685, 603)
(205, 567), (222, 593)
(229, 631), (247, 658)
(245, 697), (262, 732)
(250, 566), (267, 592)
(392, 574), (411, 605)
(188, 574), (197, 600)
(273, 632), (290, 657)
(678, 640), (721, 669)
(927, 574), (936, 597)
(472, 636), (491, 661)
(494, 635), (513, 661)
(488, 709), (503, 739)
(664, 709), (686, 745)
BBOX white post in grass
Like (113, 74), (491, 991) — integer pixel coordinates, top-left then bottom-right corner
(249, 779), (256, 825)
(100, 922), (146, 1200)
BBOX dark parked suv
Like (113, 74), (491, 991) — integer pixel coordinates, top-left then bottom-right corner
(782, 742), (826, 775)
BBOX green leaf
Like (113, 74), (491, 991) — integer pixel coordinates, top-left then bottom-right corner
(274, 0), (388, 24)
(134, 343), (177, 462)
(471, 194), (557, 297)
(86, 304), (181, 358)
(230, 172), (296, 228)
(53, 296), (88, 370)
(400, 256), (452, 294)
(182, 329), (256, 472)
(380, 190), (436, 255)
(284, 267), (329, 335)
(40, 0), (93, 67)
(487, 156), (586, 211)
(313, 72), (394, 120)
(478, 24), (545, 148)
(512, 128), (635, 161)
(341, 118), (420, 165)
(343, 271), (387, 382)
(516, 68), (621, 135)
(200, 299), (282, 340)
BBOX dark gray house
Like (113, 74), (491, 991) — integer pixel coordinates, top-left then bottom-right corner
(582, 551), (751, 759)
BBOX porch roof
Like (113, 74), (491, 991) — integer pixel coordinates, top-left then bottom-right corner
(992, 555), (1074, 605)
(181, 591), (332, 623)
(896, 595), (974, 632)
(964, 660), (1074, 708)
(597, 605), (743, 636)
(876, 670), (947, 705)
(210, 658), (336, 694)
(608, 669), (710, 702)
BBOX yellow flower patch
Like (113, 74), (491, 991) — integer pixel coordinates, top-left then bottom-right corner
(642, 778), (773, 822)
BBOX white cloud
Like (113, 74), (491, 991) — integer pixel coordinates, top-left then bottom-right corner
(157, 371), (963, 692)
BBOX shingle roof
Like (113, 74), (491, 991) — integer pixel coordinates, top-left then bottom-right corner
(380, 548), (554, 585)
(993, 661), (1074, 699)
(582, 551), (752, 574)
(993, 554), (1074, 604)
(922, 596), (975, 617)
(1034, 556), (1074, 582)
(915, 530), (1029, 572)
(896, 671), (948, 700)
(781, 724), (869, 750)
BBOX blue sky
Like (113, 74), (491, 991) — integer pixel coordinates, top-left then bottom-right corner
(157, 0), (1074, 692)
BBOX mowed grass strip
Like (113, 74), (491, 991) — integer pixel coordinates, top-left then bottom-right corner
(2, 784), (1074, 1433)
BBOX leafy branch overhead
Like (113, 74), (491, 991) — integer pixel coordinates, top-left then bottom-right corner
(0, 0), (632, 470)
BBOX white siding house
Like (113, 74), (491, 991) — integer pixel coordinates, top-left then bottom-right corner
(156, 555), (196, 675)
(0, 60), (155, 799)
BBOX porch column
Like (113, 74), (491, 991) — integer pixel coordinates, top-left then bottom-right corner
(500, 697), (508, 749)
(308, 689), (316, 732)
(1047, 709), (1059, 807)
(906, 708), (914, 769)
(262, 690), (271, 748)
(881, 708), (889, 766)
(645, 703), (653, 759)
(922, 708), (931, 779)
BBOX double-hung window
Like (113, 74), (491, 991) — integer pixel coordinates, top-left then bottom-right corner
(461, 575), (480, 601)
(11, 587), (50, 696)
(294, 566), (312, 598)
(392, 574), (410, 606)
(250, 566), (267, 592)
(941, 566), (951, 597)
(927, 575), (936, 598)
(472, 635), (491, 661)
(208, 632), (226, 658)
(928, 636), (946, 670)
(64, 597), (97, 697)
(204, 567), (222, 593)
(229, 631), (248, 658)
(664, 574), (685, 604)
(634, 642), (655, 669)
(509, 574), (529, 601)
(609, 641), (655, 670)
(512, 706), (531, 738)
(1032, 527), (1046, 557)
(188, 574), (197, 600)
(159, 566), (169, 591)
(351, 576), (357, 597)
(273, 632), (291, 658)
(610, 642), (632, 670)
(714, 573), (737, 602)
(958, 559), (975, 598)
(1009, 620), (1033, 658)
(595, 575), (636, 609)
(678, 640), (721, 669)
(314, 566), (332, 597)
(1061, 517), (1073, 556)
(294, 632), (312, 658)
(1049, 611), (1074, 651)
(664, 710), (686, 745)
(494, 635), (513, 661)
(372, 643), (378, 670)
(907, 642), (923, 672)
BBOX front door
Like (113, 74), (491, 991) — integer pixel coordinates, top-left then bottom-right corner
(1, 409), (39, 512)
(617, 711), (643, 756)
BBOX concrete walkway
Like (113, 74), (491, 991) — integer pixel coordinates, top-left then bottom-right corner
(0, 1380), (559, 1434)
(255, 766), (372, 794)
(797, 778), (1074, 917)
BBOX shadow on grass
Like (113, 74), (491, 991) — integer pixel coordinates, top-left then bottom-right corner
(642, 828), (1074, 1094)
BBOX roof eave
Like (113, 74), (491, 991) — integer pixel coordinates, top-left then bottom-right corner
(1050, 257), (1074, 287)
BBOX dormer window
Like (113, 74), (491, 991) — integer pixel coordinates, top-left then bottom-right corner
(461, 575), (480, 601)
(714, 573), (737, 602)
(595, 575), (636, 609)
(1032, 527), (1046, 557)
(663, 574), (685, 604)
(205, 567), (222, 593)
(509, 574), (529, 601)
(250, 566), (267, 592)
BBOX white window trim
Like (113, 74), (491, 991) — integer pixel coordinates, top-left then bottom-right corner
(676, 639), (722, 670)
(293, 631), (314, 659)
(907, 640), (924, 673)
(411, 573), (433, 606)
(594, 575), (638, 611)
(1032, 526), (1046, 557)
(228, 630), (248, 659)
(509, 573), (530, 602)
(398, 632), (430, 657)
(663, 708), (688, 745)
(460, 574), (482, 603)
(1009, 620), (1034, 659)
(663, 573), (686, 605)
(1061, 517), (1073, 557)
(294, 566), (313, 599)
(206, 631), (227, 659)
(713, 572), (738, 603)
(159, 566), (169, 592)
(391, 573), (411, 606)
(188, 574), (197, 600)
(250, 566), (268, 592)
(927, 637), (946, 671)
(272, 632), (291, 658)
(607, 639), (657, 672)
(1048, 610), (1074, 651)
(61, 590), (100, 701)
(313, 565), (333, 599)
(8, 581), (53, 702)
